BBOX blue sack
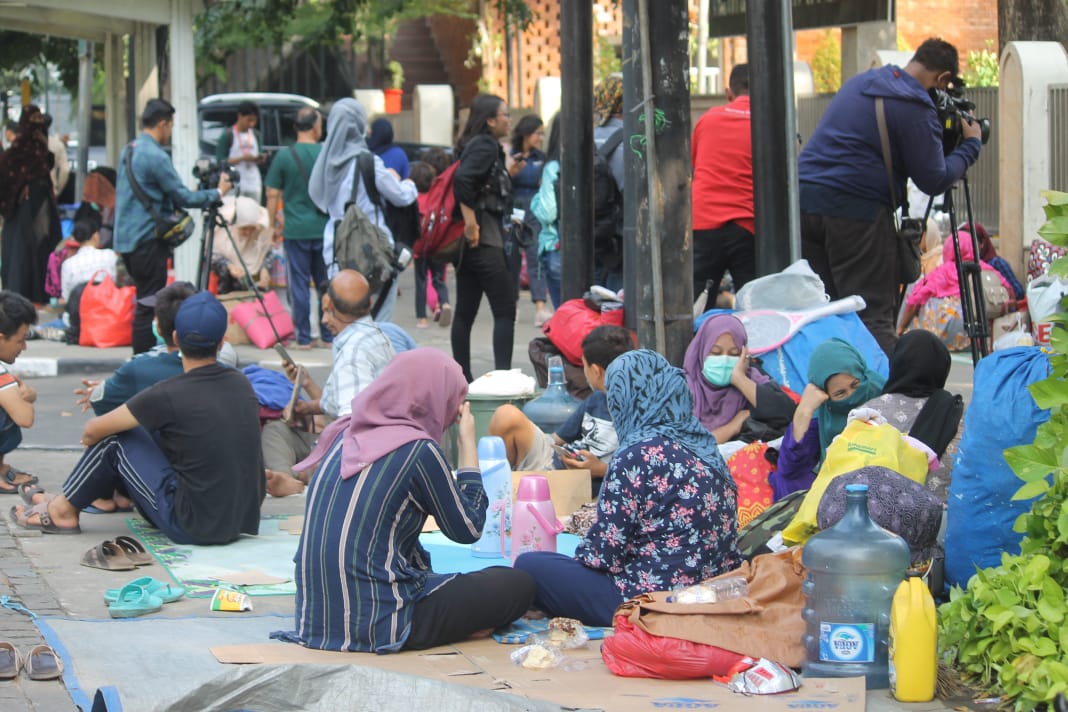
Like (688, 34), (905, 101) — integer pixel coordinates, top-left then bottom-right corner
(943, 346), (1052, 591)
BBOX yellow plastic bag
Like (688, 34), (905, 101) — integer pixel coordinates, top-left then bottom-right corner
(782, 420), (929, 545)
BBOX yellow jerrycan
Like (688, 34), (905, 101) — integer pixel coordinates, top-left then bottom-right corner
(889, 576), (937, 702)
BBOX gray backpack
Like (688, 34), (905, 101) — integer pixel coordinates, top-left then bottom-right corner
(332, 152), (395, 294)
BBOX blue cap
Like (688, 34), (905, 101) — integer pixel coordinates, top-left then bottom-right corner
(174, 291), (227, 350)
(845, 484), (869, 493)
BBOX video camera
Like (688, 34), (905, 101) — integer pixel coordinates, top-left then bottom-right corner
(931, 83), (991, 155)
(192, 157), (239, 191)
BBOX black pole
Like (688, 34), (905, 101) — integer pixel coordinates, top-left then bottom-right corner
(623, 0), (693, 364)
(621, 0), (639, 331)
(746, 0), (800, 276)
(559, 0), (595, 301)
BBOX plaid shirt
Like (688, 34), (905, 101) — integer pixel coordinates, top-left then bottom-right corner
(319, 316), (395, 418)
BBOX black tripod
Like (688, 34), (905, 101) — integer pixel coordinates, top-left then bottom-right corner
(942, 173), (989, 365)
(197, 200), (289, 348)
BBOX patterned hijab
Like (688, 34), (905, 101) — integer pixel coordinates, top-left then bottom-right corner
(606, 349), (729, 481)
(308, 98), (368, 213)
(807, 338), (886, 457)
(0, 105), (51, 219)
(684, 314), (770, 432)
(295, 348), (468, 480)
(594, 76), (623, 126)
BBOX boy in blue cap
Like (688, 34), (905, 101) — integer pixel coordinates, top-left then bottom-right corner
(13, 292), (265, 544)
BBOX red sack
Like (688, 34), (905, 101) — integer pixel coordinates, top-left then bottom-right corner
(601, 614), (746, 679)
(230, 291), (295, 349)
(79, 271), (135, 348)
(541, 299), (625, 366)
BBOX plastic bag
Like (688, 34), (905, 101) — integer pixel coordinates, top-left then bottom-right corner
(601, 614), (746, 679)
(734, 259), (828, 311)
(79, 271), (134, 348)
(1027, 275), (1068, 346)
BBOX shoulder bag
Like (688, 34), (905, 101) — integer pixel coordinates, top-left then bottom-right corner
(124, 145), (195, 250)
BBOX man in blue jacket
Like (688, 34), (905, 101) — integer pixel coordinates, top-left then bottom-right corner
(798, 38), (983, 354)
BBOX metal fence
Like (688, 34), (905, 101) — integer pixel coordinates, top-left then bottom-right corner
(796, 87), (1000, 231)
(1051, 85), (1068, 193)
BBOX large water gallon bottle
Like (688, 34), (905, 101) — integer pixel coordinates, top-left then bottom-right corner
(471, 436), (512, 558)
(889, 576), (937, 702)
(801, 483), (909, 689)
(523, 356), (580, 435)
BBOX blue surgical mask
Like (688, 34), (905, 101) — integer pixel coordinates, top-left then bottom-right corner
(702, 355), (738, 387)
(151, 320), (164, 346)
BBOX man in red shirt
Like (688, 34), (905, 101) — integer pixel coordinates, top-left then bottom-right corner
(691, 64), (754, 299)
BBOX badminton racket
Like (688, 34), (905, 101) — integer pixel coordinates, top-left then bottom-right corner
(737, 295), (867, 354)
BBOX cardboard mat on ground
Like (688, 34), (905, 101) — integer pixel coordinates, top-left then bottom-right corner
(211, 637), (865, 712)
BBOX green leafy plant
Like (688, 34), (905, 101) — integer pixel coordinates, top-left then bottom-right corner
(939, 189), (1068, 710)
(811, 31), (841, 94)
(387, 60), (404, 90)
(963, 40), (999, 88)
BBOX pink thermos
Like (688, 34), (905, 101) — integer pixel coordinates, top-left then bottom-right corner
(511, 475), (565, 563)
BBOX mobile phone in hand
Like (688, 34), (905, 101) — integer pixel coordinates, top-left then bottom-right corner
(274, 343), (294, 367)
(552, 443), (581, 460)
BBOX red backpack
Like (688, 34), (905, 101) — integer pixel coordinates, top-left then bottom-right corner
(414, 160), (465, 264)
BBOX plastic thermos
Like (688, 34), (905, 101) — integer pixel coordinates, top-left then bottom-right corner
(510, 475), (564, 563)
(889, 576), (937, 701)
(801, 484), (910, 689)
(522, 356), (580, 434)
(471, 436), (512, 558)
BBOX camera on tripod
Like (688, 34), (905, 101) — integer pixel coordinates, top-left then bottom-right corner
(192, 157), (239, 191)
(931, 84), (991, 154)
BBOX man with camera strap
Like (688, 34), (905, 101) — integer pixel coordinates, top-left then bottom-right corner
(115, 99), (232, 354)
(798, 38), (983, 355)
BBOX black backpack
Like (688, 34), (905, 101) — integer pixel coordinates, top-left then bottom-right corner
(553, 128), (625, 268)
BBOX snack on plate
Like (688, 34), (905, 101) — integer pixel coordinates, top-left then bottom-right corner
(510, 643), (563, 670)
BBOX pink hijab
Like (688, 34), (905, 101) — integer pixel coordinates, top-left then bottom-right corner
(295, 348), (468, 479)
(683, 314), (770, 432)
(907, 231), (1013, 307)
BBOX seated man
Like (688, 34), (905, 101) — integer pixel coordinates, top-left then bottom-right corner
(14, 292), (264, 543)
(0, 292), (39, 494)
(489, 326), (633, 490)
(61, 216), (119, 303)
(264, 269), (395, 497)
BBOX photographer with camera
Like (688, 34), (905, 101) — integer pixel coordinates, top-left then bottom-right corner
(116, 99), (232, 354)
(798, 38), (982, 355)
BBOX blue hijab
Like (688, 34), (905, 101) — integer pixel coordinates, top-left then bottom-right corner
(605, 349), (730, 484)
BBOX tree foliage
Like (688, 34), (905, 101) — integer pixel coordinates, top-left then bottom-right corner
(811, 30), (841, 94)
(0, 31), (83, 96)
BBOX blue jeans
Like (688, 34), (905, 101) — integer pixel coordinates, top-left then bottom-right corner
(285, 239), (330, 345)
(540, 249), (562, 309)
(513, 551), (624, 627)
(62, 428), (193, 544)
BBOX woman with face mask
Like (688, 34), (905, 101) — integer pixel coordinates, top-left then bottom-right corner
(769, 338), (885, 501)
(683, 314), (796, 444)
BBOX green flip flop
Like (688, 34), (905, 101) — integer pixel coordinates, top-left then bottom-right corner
(107, 583), (163, 619)
(104, 577), (185, 605)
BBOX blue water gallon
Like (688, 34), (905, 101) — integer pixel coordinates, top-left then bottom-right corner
(522, 355), (580, 434)
(471, 436), (512, 558)
(801, 484), (910, 689)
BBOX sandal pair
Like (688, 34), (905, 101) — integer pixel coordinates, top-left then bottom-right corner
(103, 576), (185, 605)
(0, 641), (63, 680)
(81, 536), (153, 571)
(10, 502), (81, 535)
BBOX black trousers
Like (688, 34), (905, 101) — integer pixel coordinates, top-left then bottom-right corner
(122, 239), (170, 354)
(800, 209), (899, 355)
(404, 567), (536, 650)
(692, 221), (756, 298)
(450, 244), (516, 382)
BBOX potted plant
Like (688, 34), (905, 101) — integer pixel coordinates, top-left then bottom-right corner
(384, 60), (404, 114)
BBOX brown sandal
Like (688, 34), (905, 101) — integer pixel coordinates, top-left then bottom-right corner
(112, 535), (153, 566)
(10, 503), (82, 535)
(80, 542), (137, 571)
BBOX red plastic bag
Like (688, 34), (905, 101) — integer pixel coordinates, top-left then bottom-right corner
(541, 299), (625, 366)
(230, 291), (295, 348)
(79, 271), (134, 348)
(601, 614), (746, 679)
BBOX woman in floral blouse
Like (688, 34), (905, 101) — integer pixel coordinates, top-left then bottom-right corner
(514, 349), (742, 626)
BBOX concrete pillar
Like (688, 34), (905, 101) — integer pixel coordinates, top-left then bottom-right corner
(999, 41), (1068, 278)
(353, 90), (385, 118)
(169, 0), (202, 282)
(131, 22), (157, 117)
(413, 85), (455, 146)
(533, 77), (561, 125)
(840, 21), (896, 80)
(104, 33), (126, 168)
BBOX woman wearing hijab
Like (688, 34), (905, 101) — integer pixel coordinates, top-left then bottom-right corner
(684, 314), (796, 443)
(0, 105), (62, 303)
(770, 339), (886, 502)
(963, 222), (1025, 300)
(286, 348), (535, 653)
(861, 329), (963, 500)
(897, 230), (1013, 351)
(211, 195), (273, 293)
(307, 98), (418, 323)
(451, 94), (516, 381)
(366, 117), (409, 180)
(514, 350), (742, 627)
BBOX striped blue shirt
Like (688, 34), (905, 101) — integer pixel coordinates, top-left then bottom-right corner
(293, 436), (486, 652)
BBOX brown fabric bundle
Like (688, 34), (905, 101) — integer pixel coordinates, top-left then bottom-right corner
(614, 548), (807, 667)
